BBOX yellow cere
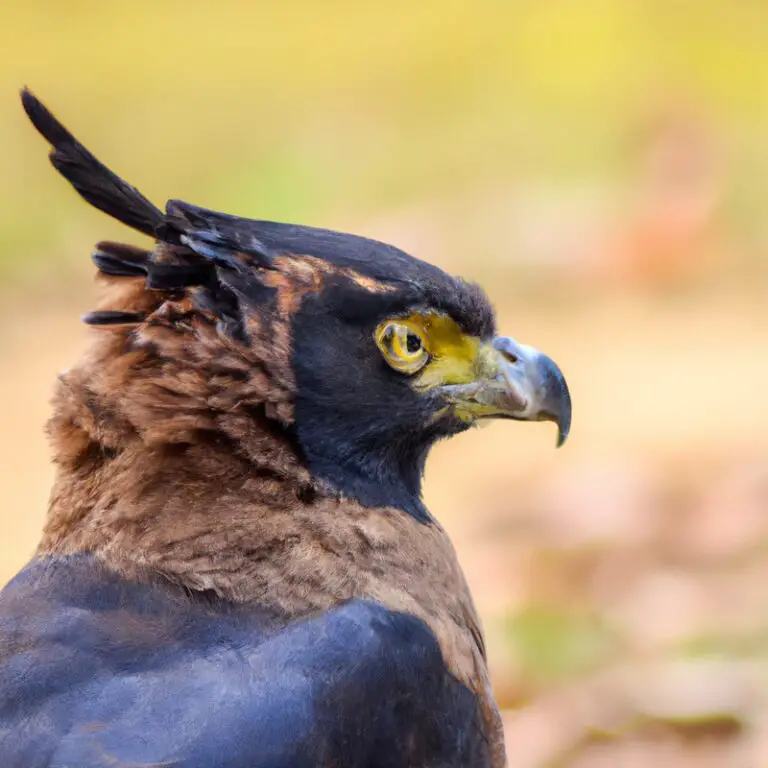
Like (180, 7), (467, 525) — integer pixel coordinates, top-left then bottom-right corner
(375, 311), (494, 389)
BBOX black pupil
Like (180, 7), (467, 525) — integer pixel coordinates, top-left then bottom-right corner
(406, 332), (421, 354)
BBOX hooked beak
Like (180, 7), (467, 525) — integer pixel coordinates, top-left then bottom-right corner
(440, 336), (572, 447)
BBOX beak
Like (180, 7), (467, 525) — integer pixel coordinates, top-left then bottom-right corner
(440, 335), (572, 447)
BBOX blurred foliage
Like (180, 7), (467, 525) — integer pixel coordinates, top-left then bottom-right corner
(2, 2), (768, 766)
(2, 0), (768, 286)
(506, 605), (616, 686)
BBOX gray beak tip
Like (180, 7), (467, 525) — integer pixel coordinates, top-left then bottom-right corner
(536, 353), (571, 449)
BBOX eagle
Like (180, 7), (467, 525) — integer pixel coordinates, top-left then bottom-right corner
(0, 90), (571, 768)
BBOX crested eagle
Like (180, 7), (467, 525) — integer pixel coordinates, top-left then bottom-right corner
(0, 90), (571, 768)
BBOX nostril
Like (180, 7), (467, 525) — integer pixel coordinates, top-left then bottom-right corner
(493, 336), (525, 365)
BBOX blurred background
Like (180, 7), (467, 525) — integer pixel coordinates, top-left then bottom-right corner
(1, 1), (767, 765)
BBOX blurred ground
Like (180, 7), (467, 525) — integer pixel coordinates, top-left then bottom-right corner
(1, 2), (768, 766)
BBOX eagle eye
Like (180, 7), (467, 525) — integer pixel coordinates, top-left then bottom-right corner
(375, 321), (429, 374)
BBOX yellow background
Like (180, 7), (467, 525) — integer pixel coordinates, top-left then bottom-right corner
(2, 2), (767, 764)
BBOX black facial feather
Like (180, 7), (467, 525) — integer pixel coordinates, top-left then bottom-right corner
(423, 278), (496, 339)
(291, 275), (476, 523)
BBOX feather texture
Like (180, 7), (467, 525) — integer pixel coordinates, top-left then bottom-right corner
(21, 88), (163, 236)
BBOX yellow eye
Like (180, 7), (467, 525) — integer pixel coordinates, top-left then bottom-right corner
(375, 321), (429, 374)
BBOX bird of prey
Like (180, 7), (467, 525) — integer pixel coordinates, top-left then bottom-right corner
(0, 90), (571, 768)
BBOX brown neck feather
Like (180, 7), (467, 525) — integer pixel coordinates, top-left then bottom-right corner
(39, 275), (505, 763)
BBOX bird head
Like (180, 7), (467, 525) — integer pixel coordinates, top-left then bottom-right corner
(22, 89), (571, 524)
